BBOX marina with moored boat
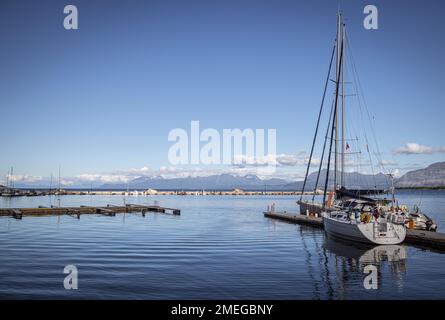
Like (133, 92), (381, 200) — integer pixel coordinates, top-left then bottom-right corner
(266, 12), (440, 249)
(264, 210), (445, 250)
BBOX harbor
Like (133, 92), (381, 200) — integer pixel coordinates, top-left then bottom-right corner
(1, 0), (444, 301)
(1, 191), (444, 299)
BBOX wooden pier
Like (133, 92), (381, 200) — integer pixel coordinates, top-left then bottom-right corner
(0, 204), (181, 219)
(264, 211), (445, 251)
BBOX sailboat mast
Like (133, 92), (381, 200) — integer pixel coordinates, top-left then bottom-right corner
(334, 12), (341, 190)
(323, 37), (344, 207)
(6, 168), (10, 189)
(340, 21), (346, 187)
(58, 165), (61, 207)
(10, 166), (14, 189)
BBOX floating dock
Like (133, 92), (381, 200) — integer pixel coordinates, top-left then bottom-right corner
(0, 204), (181, 219)
(264, 211), (445, 251)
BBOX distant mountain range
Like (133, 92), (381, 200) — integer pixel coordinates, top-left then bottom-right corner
(396, 161), (445, 188)
(283, 169), (391, 191)
(97, 170), (386, 190)
(101, 174), (289, 191)
(101, 162), (445, 190)
(11, 161), (445, 190)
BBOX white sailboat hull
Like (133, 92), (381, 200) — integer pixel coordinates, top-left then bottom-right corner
(323, 214), (406, 245)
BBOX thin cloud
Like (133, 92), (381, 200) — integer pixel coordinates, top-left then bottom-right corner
(6, 175), (43, 183)
(393, 143), (438, 155)
(379, 159), (398, 166)
(232, 152), (320, 168)
(276, 153), (321, 167)
(232, 154), (277, 167)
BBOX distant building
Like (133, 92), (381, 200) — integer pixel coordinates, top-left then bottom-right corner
(144, 188), (158, 195)
(232, 188), (244, 195)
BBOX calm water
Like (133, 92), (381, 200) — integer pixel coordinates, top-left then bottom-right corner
(0, 190), (444, 299)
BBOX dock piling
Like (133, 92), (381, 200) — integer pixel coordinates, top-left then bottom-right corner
(11, 209), (22, 220)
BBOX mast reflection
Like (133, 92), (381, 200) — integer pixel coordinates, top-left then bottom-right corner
(299, 227), (408, 298)
(323, 235), (407, 295)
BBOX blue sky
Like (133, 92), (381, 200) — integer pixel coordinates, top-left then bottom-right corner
(1, 0), (444, 186)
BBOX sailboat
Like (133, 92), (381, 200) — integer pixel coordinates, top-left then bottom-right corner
(2, 167), (17, 197)
(298, 13), (406, 245)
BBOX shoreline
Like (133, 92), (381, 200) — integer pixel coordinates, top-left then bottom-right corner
(1, 187), (444, 198)
(1, 189), (324, 197)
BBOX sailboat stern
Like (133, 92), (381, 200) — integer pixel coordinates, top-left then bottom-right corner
(323, 212), (406, 245)
(356, 221), (406, 245)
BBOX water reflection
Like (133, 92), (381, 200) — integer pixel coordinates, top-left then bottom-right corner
(324, 236), (406, 264)
(298, 226), (408, 299)
(2, 194), (443, 299)
(299, 226), (335, 299)
(324, 235), (407, 296)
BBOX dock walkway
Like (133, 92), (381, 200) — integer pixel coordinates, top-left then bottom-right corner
(0, 204), (181, 219)
(264, 211), (445, 251)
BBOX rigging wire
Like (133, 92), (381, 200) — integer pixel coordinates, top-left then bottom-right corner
(300, 41), (337, 201)
(346, 31), (387, 175)
(341, 52), (363, 189)
(312, 99), (335, 201)
(323, 38), (344, 207)
(345, 31), (382, 190)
